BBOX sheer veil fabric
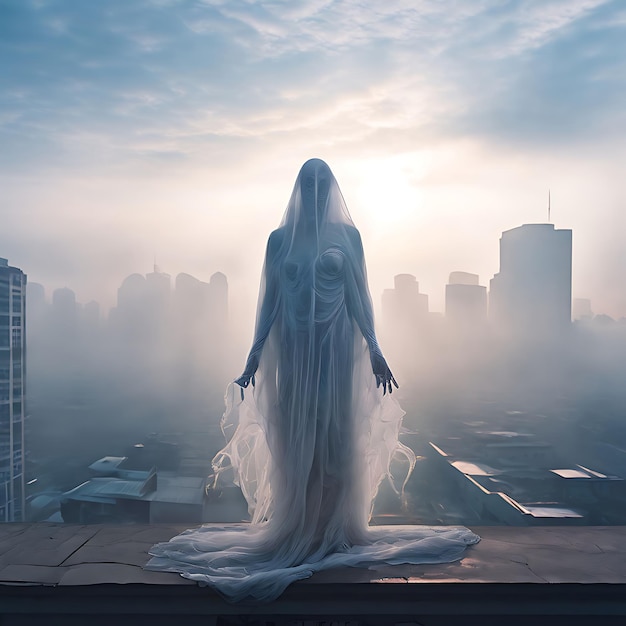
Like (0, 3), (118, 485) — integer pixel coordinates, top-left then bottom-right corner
(146, 159), (479, 603)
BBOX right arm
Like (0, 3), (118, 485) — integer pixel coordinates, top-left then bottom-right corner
(235, 228), (284, 390)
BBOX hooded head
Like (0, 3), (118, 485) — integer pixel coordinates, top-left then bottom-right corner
(298, 158), (332, 223)
(281, 158), (352, 230)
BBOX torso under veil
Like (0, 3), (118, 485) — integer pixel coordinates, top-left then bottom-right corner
(146, 160), (479, 602)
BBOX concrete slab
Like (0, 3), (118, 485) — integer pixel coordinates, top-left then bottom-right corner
(0, 524), (626, 587)
(0, 524), (99, 568)
(0, 563), (69, 585)
(0, 523), (625, 624)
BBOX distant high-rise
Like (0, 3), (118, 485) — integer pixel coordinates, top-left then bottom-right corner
(445, 272), (487, 327)
(489, 224), (572, 336)
(146, 265), (171, 312)
(382, 274), (429, 331)
(0, 258), (26, 522)
(208, 271), (228, 330)
(111, 267), (171, 347)
(51, 287), (78, 340)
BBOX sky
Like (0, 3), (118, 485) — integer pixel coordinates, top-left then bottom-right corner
(1, 0), (626, 321)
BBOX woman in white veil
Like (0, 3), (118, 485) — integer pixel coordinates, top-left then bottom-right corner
(147, 159), (478, 602)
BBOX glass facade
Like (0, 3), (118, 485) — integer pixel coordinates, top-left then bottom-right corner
(0, 260), (26, 522)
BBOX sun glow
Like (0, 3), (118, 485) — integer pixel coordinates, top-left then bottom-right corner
(348, 153), (428, 233)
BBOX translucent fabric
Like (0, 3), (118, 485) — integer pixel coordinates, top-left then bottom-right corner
(146, 159), (479, 603)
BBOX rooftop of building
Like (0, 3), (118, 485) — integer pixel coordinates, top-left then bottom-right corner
(1, 523), (626, 624)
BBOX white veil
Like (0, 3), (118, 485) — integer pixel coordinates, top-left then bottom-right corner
(214, 158), (412, 528)
(146, 159), (479, 603)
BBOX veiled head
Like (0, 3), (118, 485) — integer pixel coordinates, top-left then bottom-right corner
(279, 158), (354, 235)
(298, 158), (332, 221)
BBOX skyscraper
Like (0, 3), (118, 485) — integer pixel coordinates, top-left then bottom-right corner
(489, 224), (572, 337)
(445, 271), (487, 327)
(381, 274), (429, 331)
(0, 258), (26, 522)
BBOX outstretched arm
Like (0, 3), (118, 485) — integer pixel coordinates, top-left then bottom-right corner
(344, 227), (398, 395)
(235, 229), (284, 394)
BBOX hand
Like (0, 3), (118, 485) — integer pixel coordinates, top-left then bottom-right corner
(370, 349), (398, 396)
(234, 354), (259, 399)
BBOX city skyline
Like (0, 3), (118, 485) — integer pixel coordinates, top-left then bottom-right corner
(20, 213), (626, 529)
(16, 219), (606, 326)
(1, 1), (626, 318)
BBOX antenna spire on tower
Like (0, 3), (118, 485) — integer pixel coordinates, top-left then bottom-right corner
(548, 189), (551, 223)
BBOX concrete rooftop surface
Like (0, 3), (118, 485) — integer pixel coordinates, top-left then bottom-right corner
(1, 523), (626, 625)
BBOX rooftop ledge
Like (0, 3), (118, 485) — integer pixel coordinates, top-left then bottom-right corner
(1, 524), (626, 625)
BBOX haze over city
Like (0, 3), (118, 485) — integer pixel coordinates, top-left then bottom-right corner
(4, 0), (626, 532)
(2, 0), (626, 323)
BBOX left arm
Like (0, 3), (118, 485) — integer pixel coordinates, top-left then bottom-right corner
(344, 226), (398, 395)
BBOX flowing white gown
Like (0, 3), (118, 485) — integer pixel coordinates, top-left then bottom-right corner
(146, 159), (479, 603)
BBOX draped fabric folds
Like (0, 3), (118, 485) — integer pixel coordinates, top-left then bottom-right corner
(146, 159), (479, 603)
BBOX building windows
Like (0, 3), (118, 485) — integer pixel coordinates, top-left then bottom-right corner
(11, 328), (21, 348)
(0, 281), (8, 303)
(0, 262), (25, 522)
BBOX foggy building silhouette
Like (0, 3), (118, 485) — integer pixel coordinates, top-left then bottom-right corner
(382, 274), (429, 331)
(445, 272), (487, 327)
(52, 287), (77, 321)
(25, 283), (45, 319)
(380, 274), (430, 384)
(111, 273), (147, 342)
(145, 266), (171, 354)
(107, 266), (230, 401)
(110, 267), (170, 345)
(173, 271), (228, 338)
(489, 224), (572, 336)
(173, 270), (230, 394)
(208, 271), (228, 331)
(0, 258), (26, 522)
(173, 272), (213, 388)
(146, 265), (171, 316)
(50, 287), (80, 366)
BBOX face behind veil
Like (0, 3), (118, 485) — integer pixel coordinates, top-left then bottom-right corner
(279, 158), (355, 256)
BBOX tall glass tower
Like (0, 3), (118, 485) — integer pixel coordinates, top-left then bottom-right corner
(0, 258), (26, 522)
(489, 224), (572, 337)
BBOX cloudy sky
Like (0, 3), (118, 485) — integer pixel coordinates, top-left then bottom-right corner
(1, 0), (625, 320)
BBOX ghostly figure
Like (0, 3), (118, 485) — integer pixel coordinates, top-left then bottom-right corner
(147, 159), (479, 602)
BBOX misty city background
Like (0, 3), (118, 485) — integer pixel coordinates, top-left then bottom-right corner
(2, 1), (626, 533)
(4, 217), (626, 526)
